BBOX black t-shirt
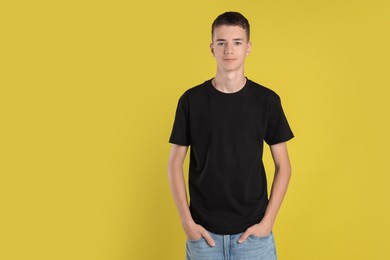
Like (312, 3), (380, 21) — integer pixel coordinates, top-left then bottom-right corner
(169, 78), (294, 235)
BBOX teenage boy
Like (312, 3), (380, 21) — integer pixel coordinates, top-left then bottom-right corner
(168, 11), (294, 260)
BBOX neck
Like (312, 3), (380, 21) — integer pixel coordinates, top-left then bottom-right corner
(212, 69), (247, 93)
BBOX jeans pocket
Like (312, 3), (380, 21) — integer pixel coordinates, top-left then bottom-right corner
(187, 237), (204, 243)
(249, 231), (272, 240)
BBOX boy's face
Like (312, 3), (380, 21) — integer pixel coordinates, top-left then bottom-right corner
(210, 25), (252, 73)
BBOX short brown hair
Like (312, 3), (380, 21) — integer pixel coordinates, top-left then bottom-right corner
(211, 11), (250, 41)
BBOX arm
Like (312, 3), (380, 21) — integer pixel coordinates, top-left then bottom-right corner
(238, 142), (292, 243)
(167, 144), (215, 246)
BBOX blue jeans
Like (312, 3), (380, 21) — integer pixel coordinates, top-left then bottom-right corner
(186, 231), (277, 260)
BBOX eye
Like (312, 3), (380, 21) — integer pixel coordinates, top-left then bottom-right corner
(234, 42), (242, 46)
(217, 42), (226, 46)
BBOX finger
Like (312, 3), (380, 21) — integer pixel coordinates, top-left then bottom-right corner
(238, 230), (251, 244)
(202, 231), (216, 247)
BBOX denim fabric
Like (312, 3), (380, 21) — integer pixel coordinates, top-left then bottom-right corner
(185, 231), (277, 260)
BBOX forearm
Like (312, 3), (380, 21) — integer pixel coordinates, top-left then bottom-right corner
(262, 164), (291, 225)
(167, 164), (193, 225)
(167, 163), (215, 245)
(237, 162), (292, 242)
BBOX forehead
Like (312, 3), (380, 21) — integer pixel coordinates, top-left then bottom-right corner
(212, 25), (247, 41)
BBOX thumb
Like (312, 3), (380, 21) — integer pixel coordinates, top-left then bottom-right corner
(238, 230), (251, 244)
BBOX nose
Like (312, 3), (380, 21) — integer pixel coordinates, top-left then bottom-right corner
(224, 43), (233, 55)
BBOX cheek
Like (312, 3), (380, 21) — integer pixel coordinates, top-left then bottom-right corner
(214, 49), (224, 57)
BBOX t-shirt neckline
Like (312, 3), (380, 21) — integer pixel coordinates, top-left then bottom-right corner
(207, 77), (250, 97)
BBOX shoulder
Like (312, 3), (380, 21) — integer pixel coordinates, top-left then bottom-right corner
(248, 79), (281, 101)
(179, 79), (210, 101)
(185, 80), (209, 95)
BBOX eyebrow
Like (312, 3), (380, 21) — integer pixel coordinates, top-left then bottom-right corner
(215, 38), (244, 42)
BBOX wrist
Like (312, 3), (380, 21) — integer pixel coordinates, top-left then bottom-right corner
(181, 215), (195, 227)
(260, 215), (275, 227)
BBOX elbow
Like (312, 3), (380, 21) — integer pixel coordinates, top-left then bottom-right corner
(285, 162), (292, 175)
(286, 163), (292, 175)
(167, 161), (176, 183)
(167, 159), (175, 176)
(167, 157), (182, 176)
(275, 162), (292, 177)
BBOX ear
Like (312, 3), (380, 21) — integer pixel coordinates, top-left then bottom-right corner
(210, 43), (215, 57)
(246, 41), (252, 56)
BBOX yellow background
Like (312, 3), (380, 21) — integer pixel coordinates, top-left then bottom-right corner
(1, 1), (389, 259)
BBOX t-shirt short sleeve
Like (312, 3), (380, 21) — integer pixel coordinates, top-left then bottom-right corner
(264, 94), (294, 145)
(169, 92), (191, 146)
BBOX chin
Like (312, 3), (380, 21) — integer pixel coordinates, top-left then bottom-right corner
(220, 65), (241, 72)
